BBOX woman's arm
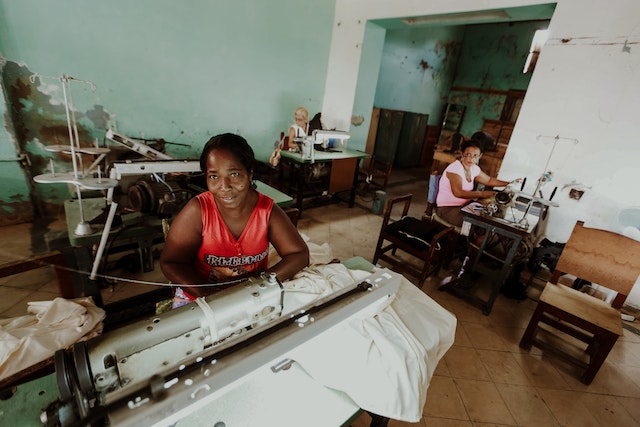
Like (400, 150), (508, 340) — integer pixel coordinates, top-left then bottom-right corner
(287, 126), (299, 150)
(447, 171), (495, 200)
(159, 198), (210, 297)
(475, 171), (510, 188)
(267, 205), (309, 281)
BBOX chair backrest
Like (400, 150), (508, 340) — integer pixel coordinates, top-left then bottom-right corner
(368, 158), (393, 191)
(551, 221), (640, 308)
(383, 194), (412, 225)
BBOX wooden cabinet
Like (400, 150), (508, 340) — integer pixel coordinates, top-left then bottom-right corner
(474, 119), (515, 177)
(370, 108), (429, 169)
(373, 109), (404, 165)
(420, 124), (441, 169)
(437, 104), (466, 148)
(481, 119), (514, 157)
(395, 112), (428, 168)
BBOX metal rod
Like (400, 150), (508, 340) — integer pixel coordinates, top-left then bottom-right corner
(90, 201), (118, 280)
(518, 135), (577, 226)
(61, 76), (80, 179)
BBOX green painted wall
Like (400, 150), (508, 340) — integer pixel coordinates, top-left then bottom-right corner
(0, 67), (35, 224)
(350, 22), (386, 150)
(450, 20), (549, 136)
(374, 26), (465, 122)
(372, 20), (549, 136)
(0, 0), (334, 220)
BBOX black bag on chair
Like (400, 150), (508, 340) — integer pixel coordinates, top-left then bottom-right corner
(386, 217), (445, 252)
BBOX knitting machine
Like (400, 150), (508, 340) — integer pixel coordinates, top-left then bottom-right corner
(41, 269), (401, 427)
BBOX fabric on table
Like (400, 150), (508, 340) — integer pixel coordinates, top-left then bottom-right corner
(267, 232), (335, 269)
(0, 297), (105, 382)
(281, 264), (456, 422)
(282, 263), (370, 313)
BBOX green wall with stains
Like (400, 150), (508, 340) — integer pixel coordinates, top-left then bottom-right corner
(0, 71), (35, 223)
(451, 20), (550, 136)
(374, 26), (465, 119)
(373, 20), (549, 135)
(0, 0), (334, 223)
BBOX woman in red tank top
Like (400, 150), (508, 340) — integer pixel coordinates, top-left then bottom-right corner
(160, 133), (309, 307)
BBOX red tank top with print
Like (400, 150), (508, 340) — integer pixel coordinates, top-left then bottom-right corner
(194, 191), (273, 284)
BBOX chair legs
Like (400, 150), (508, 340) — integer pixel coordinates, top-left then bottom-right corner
(519, 303), (545, 350)
(582, 333), (618, 384)
(519, 301), (619, 385)
(373, 194), (453, 287)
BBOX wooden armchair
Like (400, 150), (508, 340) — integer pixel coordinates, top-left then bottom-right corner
(373, 194), (453, 287)
(519, 221), (640, 384)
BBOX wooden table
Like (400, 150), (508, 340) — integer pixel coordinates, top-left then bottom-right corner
(256, 180), (293, 208)
(279, 149), (370, 213)
(441, 200), (545, 315)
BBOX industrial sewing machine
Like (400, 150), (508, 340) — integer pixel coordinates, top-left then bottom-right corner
(40, 268), (401, 427)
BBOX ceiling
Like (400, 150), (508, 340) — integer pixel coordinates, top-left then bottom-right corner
(371, 3), (556, 30)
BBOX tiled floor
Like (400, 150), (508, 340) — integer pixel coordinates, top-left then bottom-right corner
(1, 168), (640, 426)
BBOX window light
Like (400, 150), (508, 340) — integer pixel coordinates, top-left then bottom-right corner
(523, 29), (549, 73)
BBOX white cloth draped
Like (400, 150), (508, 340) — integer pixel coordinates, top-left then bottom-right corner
(281, 262), (456, 422)
(0, 297), (105, 382)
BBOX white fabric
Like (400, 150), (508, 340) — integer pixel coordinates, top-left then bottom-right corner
(281, 264), (457, 422)
(282, 263), (370, 313)
(289, 123), (307, 139)
(268, 232), (335, 269)
(0, 297), (105, 382)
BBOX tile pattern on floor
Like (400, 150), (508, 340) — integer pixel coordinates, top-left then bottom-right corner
(1, 167), (640, 426)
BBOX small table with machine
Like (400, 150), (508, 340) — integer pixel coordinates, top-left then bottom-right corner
(279, 148), (370, 213)
(441, 194), (551, 315)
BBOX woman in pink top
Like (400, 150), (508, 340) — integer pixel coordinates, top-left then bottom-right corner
(436, 139), (510, 227)
(160, 133), (309, 307)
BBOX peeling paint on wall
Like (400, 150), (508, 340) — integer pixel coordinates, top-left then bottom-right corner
(446, 20), (548, 135)
(1, 61), (115, 212)
(0, 199), (34, 226)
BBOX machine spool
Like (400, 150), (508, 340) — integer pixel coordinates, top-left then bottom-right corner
(127, 179), (185, 217)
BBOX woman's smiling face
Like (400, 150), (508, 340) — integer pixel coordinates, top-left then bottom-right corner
(205, 148), (252, 209)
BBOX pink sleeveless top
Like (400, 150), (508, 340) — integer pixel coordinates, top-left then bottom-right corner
(436, 160), (481, 207)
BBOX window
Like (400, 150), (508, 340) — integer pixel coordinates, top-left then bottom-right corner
(523, 29), (549, 73)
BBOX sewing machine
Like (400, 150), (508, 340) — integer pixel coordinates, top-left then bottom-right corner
(444, 190), (554, 314)
(40, 268), (401, 427)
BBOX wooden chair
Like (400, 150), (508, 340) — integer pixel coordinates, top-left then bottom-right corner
(423, 172), (462, 234)
(373, 194), (453, 287)
(519, 221), (640, 384)
(358, 157), (393, 193)
(422, 172), (465, 269)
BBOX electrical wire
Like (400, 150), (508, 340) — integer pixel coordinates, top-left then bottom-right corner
(3, 253), (245, 288)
